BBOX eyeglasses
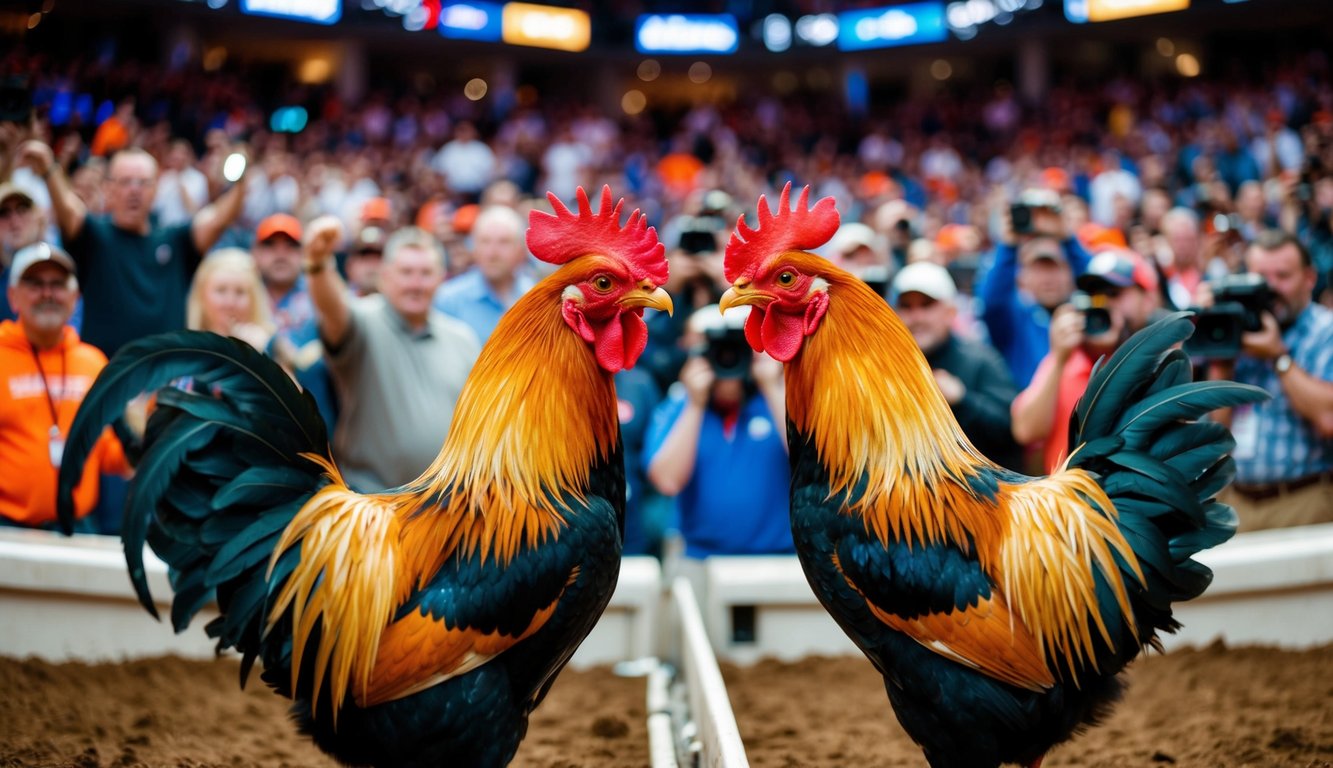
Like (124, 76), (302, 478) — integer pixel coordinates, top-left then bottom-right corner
(353, 249), (384, 258)
(109, 177), (154, 189)
(19, 277), (72, 293)
(0, 204), (33, 219)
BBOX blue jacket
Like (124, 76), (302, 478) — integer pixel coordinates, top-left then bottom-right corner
(977, 238), (1092, 388)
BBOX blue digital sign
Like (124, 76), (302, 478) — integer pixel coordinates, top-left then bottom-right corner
(635, 14), (739, 55)
(439, 1), (504, 42)
(837, 2), (947, 50)
(239, 0), (341, 25)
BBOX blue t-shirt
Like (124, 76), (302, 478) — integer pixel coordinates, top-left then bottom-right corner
(432, 268), (536, 344)
(615, 367), (664, 556)
(643, 390), (793, 559)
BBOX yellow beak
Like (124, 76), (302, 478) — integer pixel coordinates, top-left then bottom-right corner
(619, 285), (674, 315)
(719, 284), (764, 314)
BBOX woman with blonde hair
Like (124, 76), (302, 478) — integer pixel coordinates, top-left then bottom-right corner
(186, 248), (275, 352)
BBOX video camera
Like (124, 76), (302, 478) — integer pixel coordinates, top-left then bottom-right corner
(702, 323), (752, 380)
(1184, 273), (1275, 359)
(1010, 189), (1062, 236)
(676, 215), (725, 256)
(1070, 291), (1113, 336)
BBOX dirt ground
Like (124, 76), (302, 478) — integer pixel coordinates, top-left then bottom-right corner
(0, 656), (647, 768)
(2, 642), (1330, 767)
(723, 641), (1333, 768)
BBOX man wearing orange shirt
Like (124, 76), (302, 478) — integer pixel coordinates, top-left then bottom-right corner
(1011, 249), (1162, 472)
(0, 243), (128, 531)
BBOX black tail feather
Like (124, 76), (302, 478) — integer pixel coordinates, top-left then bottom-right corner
(55, 330), (329, 655)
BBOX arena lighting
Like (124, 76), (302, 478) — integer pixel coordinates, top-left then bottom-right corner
(501, 2), (590, 52)
(239, 0), (341, 24)
(1065, 0), (1189, 22)
(636, 14), (739, 55)
(947, 0), (1043, 40)
(438, 1), (502, 41)
(794, 14), (839, 46)
(269, 105), (308, 133)
(761, 14), (792, 53)
(837, 2), (948, 51)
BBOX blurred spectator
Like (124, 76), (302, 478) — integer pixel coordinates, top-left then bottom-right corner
(432, 121), (495, 202)
(1160, 207), (1207, 310)
(249, 214), (338, 431)
(1205, 231), (1333, 531)
(892, 262), (1024, 471)
(0, 243), (127, 532)
(1012, 249), (1160, 472)
(19, 141), (248, 357)
(978, 199), (1092, 388)
(346, 225), (387, 298)
(302, 218), (480, 491)
(186, 248), (274, 352)
(153, 139), (208, 228)
(615, 366), (668, 559)
(827, 221), (890, 294)
(432, 205), (533, 344)
(645, 306), (791, 599)
(361, 197), (393, 230)
(253, 214), (312, 340)
(0, 183), (45, 322)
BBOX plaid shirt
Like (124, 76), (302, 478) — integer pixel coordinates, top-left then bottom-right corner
(1231, 303), (1333, 484)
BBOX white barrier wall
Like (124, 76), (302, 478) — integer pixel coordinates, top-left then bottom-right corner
(0, 529), (662, 666)
(704, 523), (1333, 664)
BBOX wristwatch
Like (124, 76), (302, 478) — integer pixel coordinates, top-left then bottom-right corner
(1275, 352), (1294, 376)
(303, 259), (328, 275)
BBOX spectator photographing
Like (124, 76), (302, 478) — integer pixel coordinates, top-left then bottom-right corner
(1012, 249), (1161, 472)
(978, 192), (1093, 388)
(644, 305), (790, 601)
(1204, 230), (1333, 530)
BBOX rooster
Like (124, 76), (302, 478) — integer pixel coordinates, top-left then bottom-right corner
(55, 186), (672, 768)
(718, 184), (1268, 768)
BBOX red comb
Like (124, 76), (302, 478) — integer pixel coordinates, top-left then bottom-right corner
(724, 183), (840, 283)
(527, 186), (667, 285)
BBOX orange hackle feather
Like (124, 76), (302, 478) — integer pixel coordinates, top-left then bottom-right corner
(784, 255), (1144, 680)
(724, 182), (840, 284)
(263, 257), (624, 723)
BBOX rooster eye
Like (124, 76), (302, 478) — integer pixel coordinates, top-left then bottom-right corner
(592, 276), (614, 292)
(776, 271), (797, 286)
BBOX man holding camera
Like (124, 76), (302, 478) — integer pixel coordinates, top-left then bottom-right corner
(978, 190), (1093, 388)
(1012, 249), (1161, 473)
(1203, 230), (1333, 530)
(644, 305), (791, 598)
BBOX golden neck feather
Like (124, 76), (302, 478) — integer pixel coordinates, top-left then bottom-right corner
(783, 258), (995, 545)
(400, 267), (620, 568)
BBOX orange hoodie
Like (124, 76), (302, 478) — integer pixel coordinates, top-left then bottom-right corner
(0, 320), (129, 526)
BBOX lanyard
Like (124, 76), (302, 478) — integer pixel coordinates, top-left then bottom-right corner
(29, 343), (67, 434)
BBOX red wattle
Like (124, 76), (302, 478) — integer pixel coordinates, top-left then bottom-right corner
(761, 305), (808, 362)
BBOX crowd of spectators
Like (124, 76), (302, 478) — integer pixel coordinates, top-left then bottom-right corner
(2, 40), (1331, 545)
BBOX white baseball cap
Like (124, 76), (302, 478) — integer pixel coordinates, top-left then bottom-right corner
(891, 261), (957, 303)
(9, 242), (76, 289)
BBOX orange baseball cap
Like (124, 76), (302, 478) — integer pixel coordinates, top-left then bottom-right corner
(453, 203), (479, 235)
(256, 213), (302, 243)
(362, 196), (392, 223)
(1077, 222), (1128, 251)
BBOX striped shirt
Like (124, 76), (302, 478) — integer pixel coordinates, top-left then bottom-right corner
(1231, 303), (1333, 484)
